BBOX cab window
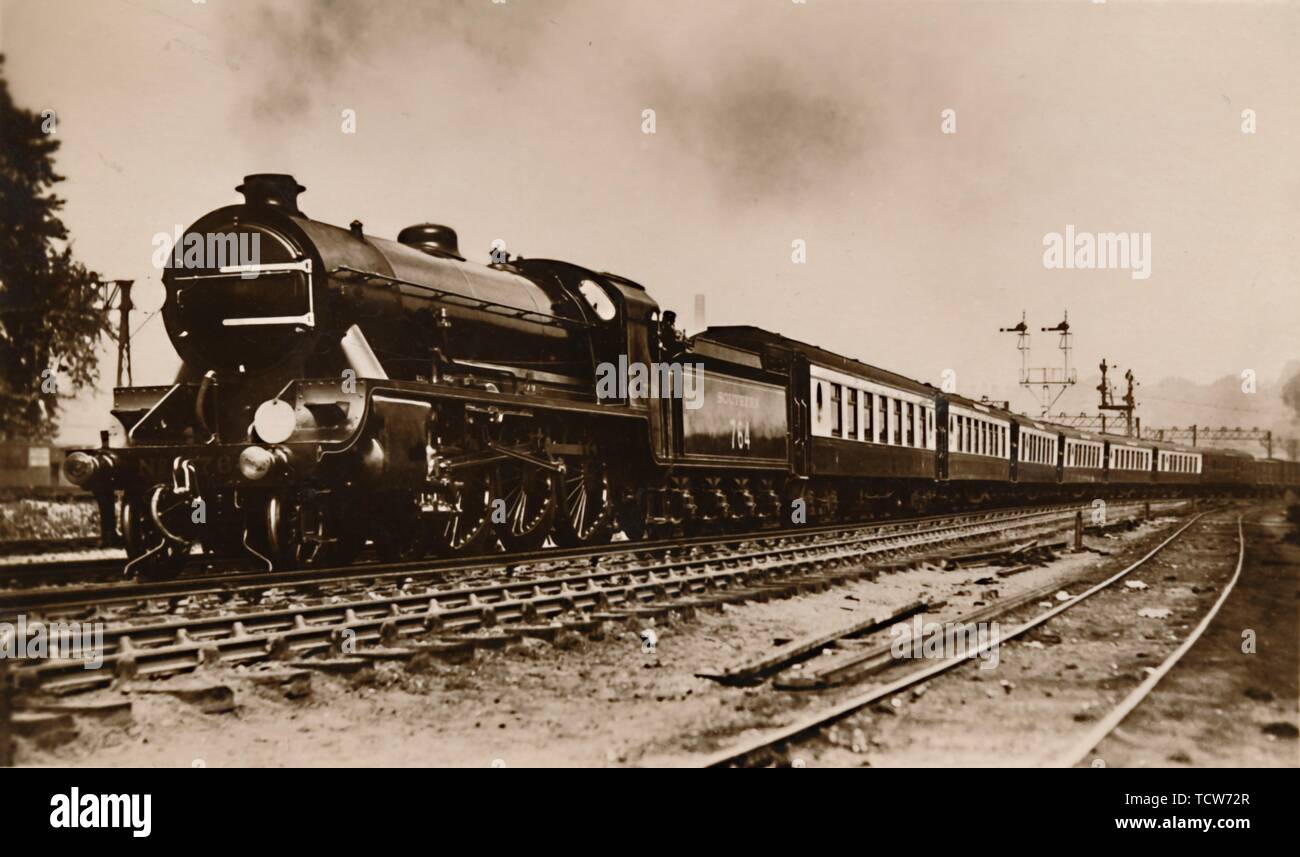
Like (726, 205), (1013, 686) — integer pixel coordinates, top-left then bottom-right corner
(576, 279), (617, 321)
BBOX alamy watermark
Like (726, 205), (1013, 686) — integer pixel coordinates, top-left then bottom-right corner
(595, 356), (704, 409)
(890, 616), (1001, 670)
(1042, 225), (1151, 280)
(1, 615), (105, 669)
(151, 225), (262, 275)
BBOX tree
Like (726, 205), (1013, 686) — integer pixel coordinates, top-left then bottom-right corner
(0, 54), (107, 440)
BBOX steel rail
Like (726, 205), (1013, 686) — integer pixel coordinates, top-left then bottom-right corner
(1050, 514), (1246, 768)
(9, 502), (1166, 694)
(697, 509), (1216, 768)
(0, 501), (1175, 616)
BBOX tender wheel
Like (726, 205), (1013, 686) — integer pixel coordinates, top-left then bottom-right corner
(553, 458), (614, 548)
(429, 469), (494, 556)
(780, 480), (812, 527)
(492, 464), (556, 552)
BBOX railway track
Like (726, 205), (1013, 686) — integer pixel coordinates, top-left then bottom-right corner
(0, 500), (1180, 616)
(4, 500), (1177, 697)
(1052, 515), (1247, 767)
(697, 506), (1242, 768)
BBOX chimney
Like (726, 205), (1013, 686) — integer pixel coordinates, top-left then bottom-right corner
(236, 174), (306, 216)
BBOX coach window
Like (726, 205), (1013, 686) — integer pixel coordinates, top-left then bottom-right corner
(906, 403), (915, 446)
(847, 388), (858, 439)
(863, 392), (873, 441)
(891, 399), (900, 444)
(830, 384), (842, 437)
(879, 397), (889, 443)
(920, 406), (928, 449)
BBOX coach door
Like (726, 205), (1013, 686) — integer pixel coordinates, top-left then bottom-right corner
(935, 397), (949, 481)
(1009, 422), (1020, 482)
(790, 353), (811, 476)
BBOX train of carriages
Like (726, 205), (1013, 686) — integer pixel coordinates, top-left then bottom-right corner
(61, 175), (1300, 576)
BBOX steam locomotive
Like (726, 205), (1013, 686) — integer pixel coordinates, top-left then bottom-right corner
(63, 175), (1298, 576)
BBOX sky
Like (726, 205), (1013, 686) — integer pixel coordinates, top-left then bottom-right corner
(1, 0), (1297, 444)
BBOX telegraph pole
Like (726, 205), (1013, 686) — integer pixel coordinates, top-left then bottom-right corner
(101, 279), (134, 388)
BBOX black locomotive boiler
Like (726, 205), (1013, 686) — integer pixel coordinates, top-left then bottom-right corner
(65, 175), (1297, 577)
(65, 175), (792, 575)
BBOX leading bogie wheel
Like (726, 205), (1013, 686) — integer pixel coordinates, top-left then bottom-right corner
(264, 491), (331, 570)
